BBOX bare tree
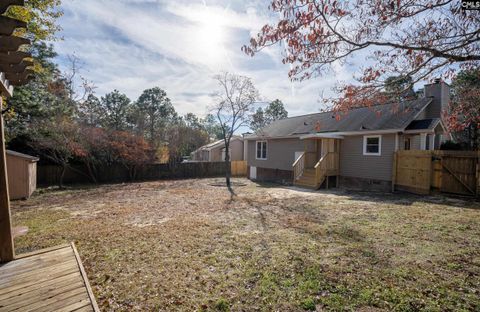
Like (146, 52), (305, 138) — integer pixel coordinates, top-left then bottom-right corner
(210, 72), (260, 193)
(63, 54), (96, 103)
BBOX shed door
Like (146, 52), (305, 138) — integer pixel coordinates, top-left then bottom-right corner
(250, 166), (257, 179)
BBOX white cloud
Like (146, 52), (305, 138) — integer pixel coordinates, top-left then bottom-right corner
(53, 0), (357, 120)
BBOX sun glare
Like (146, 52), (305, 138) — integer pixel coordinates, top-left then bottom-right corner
(193, 9), (228, 67)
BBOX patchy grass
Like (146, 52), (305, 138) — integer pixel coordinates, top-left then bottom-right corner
(11, 178), (480, 311)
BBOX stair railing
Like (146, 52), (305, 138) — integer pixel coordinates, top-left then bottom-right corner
(292, 152), (305, 181)
(314, 153), (329, 187)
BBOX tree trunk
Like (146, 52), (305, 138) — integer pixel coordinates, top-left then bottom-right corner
(85, 162), (98, 184)
(59, 163), (66, 189)
(126, 165), (136, 181)
(224, 144), (233, 194)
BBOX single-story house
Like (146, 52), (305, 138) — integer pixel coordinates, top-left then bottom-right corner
(190, 136), (244, 162)
(245, 80), (450, 191)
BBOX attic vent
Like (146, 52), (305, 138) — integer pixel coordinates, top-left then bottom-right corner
(304, 122), (308, 125)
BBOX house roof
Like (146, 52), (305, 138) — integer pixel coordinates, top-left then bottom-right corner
(249, 98), (432, 139)
(405, 118), (440, 131)
(193, 136), (243, 153)
(6, 150), (39, 162)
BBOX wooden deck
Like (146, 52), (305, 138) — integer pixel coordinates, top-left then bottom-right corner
(0, 243), (99, 312)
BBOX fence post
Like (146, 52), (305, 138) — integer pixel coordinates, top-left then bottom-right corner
(477, 151), (480, 197)
(0, 98), (14, 262)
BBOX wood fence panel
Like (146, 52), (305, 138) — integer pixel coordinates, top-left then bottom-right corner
(394, 150), (479, 197)
(477, 156), (480, 196)
(37, 162), (228, 186)
(394, 150), (432, 195)
(477, 153), (480, 196)
(435, 151), (477, 195)
(431, 160), (442, 189)
(231, 160), (247, 176)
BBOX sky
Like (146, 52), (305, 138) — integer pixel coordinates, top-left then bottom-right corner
(52, 0), (359, 118)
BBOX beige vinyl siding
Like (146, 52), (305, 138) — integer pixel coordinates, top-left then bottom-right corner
(209, 147), (222, 161)
(229, 140), (244, 161)
(247, 138), (310, 171)
(339, 134), (396, 181)
(410, 135), (421, 150)
(206, 139), (244, 161)
(399, 134), (421, 150)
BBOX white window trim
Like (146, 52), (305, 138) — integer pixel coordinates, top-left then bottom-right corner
(255, 140), (267, 160)
(363, 135), (382, 156)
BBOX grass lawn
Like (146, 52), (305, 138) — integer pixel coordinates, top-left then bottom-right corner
(11, 178), (480, 311)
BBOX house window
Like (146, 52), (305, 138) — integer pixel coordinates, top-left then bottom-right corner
(363, 135), (382, 156)
(404, 138), (411, 150)
(256, 141), (267, 160)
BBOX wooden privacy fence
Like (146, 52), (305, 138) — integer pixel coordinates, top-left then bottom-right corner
(38, 162), (228, 186)
(38, 161), (248, 186)
(231, 160), (247, 176)
(393, 150), (480, 196)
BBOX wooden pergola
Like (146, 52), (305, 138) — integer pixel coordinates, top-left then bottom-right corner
(0, 0), (33, 263)
(0, 2), (100, 310)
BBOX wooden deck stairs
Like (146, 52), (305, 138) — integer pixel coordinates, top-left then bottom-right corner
(293, 151), (339, 190)
(294, 168), (322, 189)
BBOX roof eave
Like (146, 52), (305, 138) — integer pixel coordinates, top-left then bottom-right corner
(317, 129), (404, 136)
(299, 133), (345, 140)
(244, 135), (302, 140)
(404, 129), (436, 134)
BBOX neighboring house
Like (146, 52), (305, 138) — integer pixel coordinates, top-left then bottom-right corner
(191, 136), (244, 162)
(245, 80), (450, 191)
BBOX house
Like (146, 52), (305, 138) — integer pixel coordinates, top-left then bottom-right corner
(190, 136), (244, 162)
(245, 80), (450, 191)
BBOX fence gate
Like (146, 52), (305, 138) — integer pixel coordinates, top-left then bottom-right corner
(436, 151), (478, 196)
(393, 150), (479, 196)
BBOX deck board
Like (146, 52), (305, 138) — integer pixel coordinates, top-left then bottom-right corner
(0, 243), (99, 312)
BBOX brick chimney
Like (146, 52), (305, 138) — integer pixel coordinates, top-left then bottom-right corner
(423, 79), (450, 119)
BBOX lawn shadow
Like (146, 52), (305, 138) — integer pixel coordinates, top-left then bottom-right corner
(254, 182), (479, 210)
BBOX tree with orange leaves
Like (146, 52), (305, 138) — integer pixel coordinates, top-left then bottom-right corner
(445, 69), (480, 150)
(29, 116), (86, 188)
(243, 0), (480, 114)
